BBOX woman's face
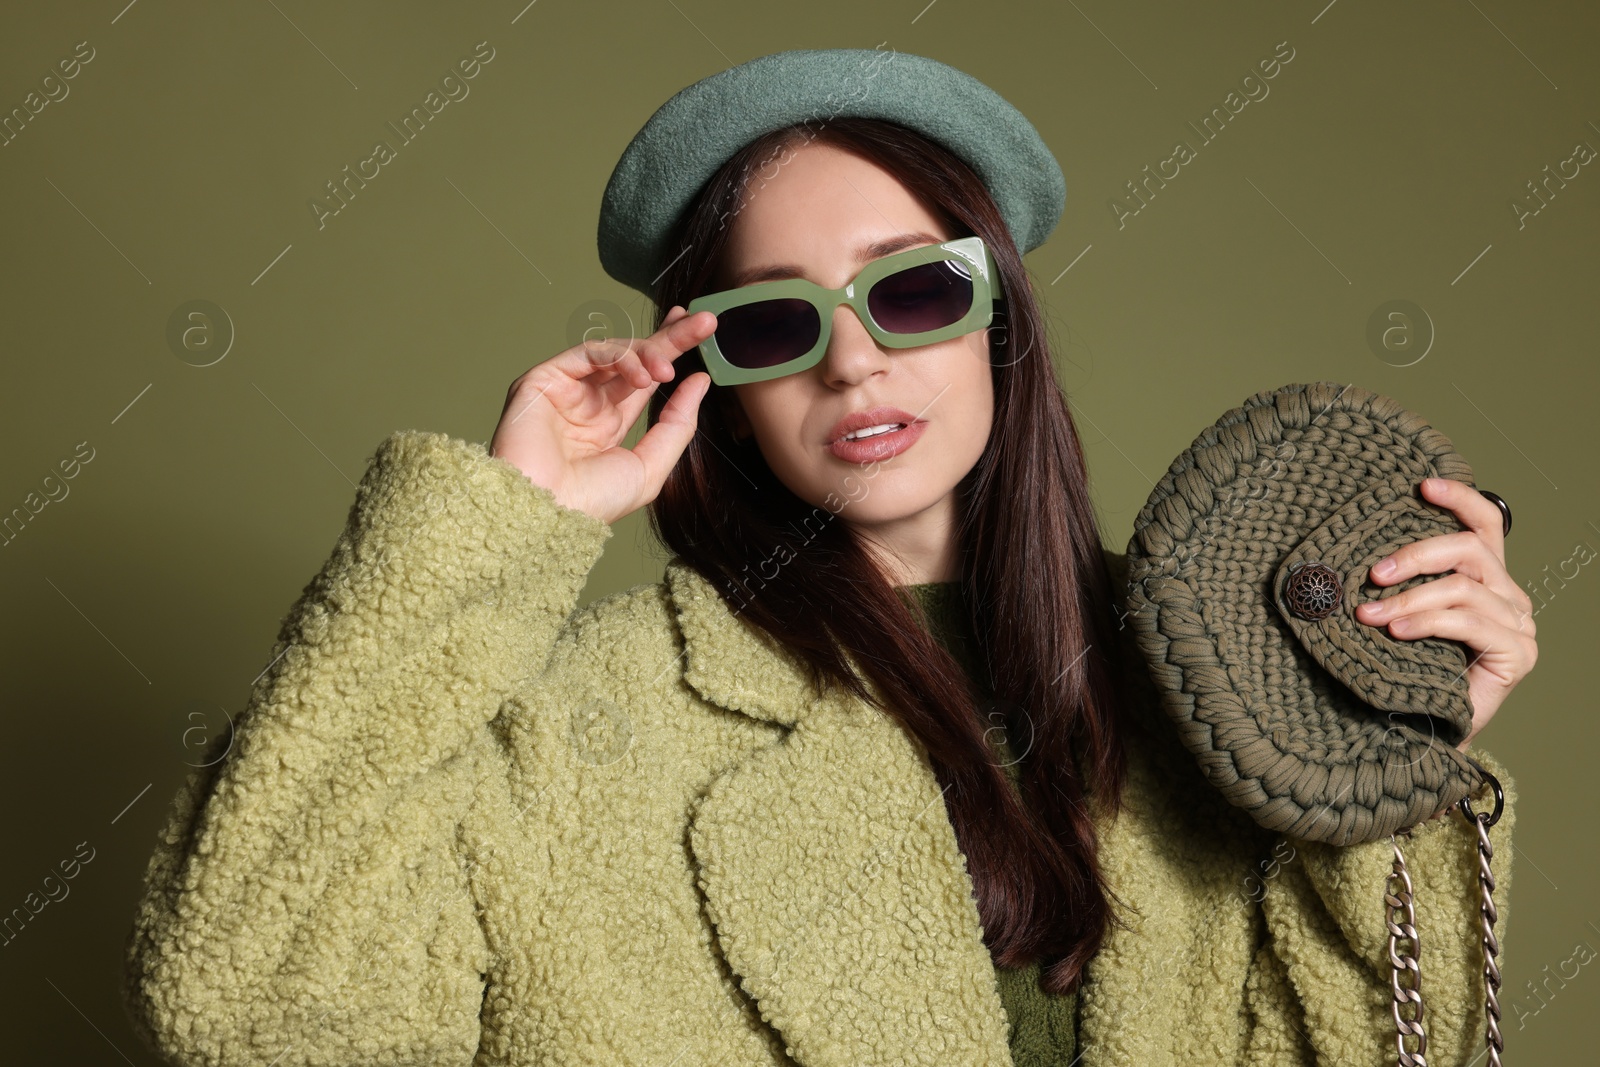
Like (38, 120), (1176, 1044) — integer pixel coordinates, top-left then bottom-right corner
(713, 141), (997, 564)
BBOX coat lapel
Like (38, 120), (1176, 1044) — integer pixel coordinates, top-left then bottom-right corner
(665, 560), (1015, 1065)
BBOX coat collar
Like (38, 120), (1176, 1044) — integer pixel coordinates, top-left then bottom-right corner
(663, 559), (1018, 1064)
(664, 558), (823, 727)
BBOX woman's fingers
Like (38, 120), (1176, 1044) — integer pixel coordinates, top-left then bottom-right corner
(630, 370), (713, 492)
(617, 307), (717, 492)
(1423, 476), (1508, 559)
(489, 302), (717, 525)
(1358, 571), (1534, 637)
(636, 307), (716, 375)
(543, 305), (705, 418)
(597, 306), (712, 418)
(567, 306), (690, 385)
(1352, 478), (1538, 748)
(1363, 480), (1534, 619)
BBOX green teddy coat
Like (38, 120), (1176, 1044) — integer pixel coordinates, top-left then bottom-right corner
(122, 429), (1517, 1066)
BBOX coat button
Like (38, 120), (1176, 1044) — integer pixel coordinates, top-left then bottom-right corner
(1283, 561), (1342, 620)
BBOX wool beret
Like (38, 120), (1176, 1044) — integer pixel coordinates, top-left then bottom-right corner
(596, 48), (1066, 301)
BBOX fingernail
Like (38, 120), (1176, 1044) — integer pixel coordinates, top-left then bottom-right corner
(1373, 557), (1397, 578)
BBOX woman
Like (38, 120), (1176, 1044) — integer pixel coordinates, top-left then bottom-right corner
(122, 49), (1532, 1066)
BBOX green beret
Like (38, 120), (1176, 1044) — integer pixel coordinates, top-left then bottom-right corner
(597, 48), (1065, 301)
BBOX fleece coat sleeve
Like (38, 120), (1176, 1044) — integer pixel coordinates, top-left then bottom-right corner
(1246, 746), (1516, 1067)
(121, 430), (611, 1067)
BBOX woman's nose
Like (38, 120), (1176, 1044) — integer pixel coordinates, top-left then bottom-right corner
(820, 303), (891, 387)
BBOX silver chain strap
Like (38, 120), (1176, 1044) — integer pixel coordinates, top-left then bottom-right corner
(1386, 762), (1504, 1067)
(1461, 763), (1505, 1067)
(1386, 828), (1427, 1065)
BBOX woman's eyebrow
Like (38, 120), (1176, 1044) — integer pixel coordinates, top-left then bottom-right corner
(727, 230), (944, 288)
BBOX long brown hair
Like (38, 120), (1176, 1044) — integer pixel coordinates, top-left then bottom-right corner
(644, 116), (1132, 995)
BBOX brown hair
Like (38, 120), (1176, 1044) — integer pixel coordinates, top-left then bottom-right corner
(644, 116), (1132, 994)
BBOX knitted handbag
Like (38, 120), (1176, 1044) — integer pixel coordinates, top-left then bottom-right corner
(1122, 381), (1507, 1065)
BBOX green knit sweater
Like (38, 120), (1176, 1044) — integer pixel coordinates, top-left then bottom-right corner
(897, 581), (1077, 1066)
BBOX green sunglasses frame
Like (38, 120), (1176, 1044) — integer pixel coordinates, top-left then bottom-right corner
(685, 234), (1006, 385)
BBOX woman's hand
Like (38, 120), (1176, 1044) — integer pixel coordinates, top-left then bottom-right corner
(490, 305), (717, 526)
(1355, 477), (1537, 751)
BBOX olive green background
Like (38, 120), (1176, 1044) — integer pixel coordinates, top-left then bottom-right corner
(1, 0), (1594, 1059)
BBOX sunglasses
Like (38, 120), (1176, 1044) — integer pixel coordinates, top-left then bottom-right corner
(685, 234), (1006, 386)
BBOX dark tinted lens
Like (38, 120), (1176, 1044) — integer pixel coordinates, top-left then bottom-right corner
(714, 298), (821, 369)
(867, 260), (974, 335)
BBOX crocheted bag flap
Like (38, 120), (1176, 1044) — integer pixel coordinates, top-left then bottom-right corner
(1271, 483), (1477, 749)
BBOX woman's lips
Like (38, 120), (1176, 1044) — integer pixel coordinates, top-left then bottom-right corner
(827, 420), (928, 463)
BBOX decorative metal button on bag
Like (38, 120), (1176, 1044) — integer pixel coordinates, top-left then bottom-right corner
(1123, 381), (1508, 1065)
